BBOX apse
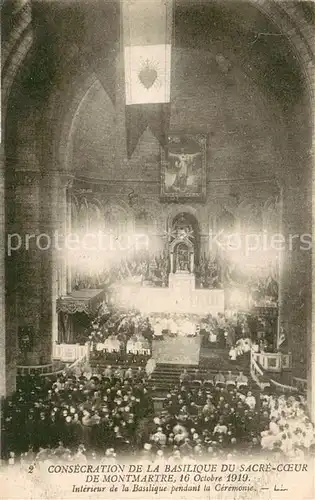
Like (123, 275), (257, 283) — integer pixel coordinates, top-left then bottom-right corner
(2, 1), (315, 476)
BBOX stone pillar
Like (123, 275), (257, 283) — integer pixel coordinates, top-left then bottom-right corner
(277, 117), (312, 389)
(66, 181), (73, 294)
(308, 241), (315, 421)
(55, 174), (73, 296)
(13, 169), (43, 364)
(6, 167), (71, 366)
(55, 174), (73, 347)
(190, 252), (194, 273)
(40, 171), (74, 356)
(278, 174), (309, 375)
(4, 162), (18, 394)
(57, 175), (69, 297)
(0, 146), (6, 396)
(40, 171), (59, 358)
(309, 136), (315, 423)
(170, 252), (173, 273)
(277, 186), (288, 348)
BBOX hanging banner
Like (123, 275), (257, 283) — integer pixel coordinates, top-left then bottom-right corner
(122, 0), (173, 156)
(124, 44), (171, 105)
(123, 0), (172, 104)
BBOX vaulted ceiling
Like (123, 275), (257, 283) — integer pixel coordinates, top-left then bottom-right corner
(7, 0), (308, 110)
(5, 0), (311, 180)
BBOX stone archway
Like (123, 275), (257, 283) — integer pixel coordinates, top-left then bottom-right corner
(166, 212), (200, 279)
(170, 238), (195, 274)
(2, 0), (315, 403)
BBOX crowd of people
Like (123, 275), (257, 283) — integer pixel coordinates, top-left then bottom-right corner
(1, 367), (153, 461)
(9, 298), (306, 465)
(71, 251), (236, 293)
(260, 393), (315, 456)
(87, 306), (153, 361)
(149, 313), (200, 339)
(79, 304), (279, 373)
(2, 364), (314, 465)
(72, 251), (170, 291)
(88, 305), (270, 345)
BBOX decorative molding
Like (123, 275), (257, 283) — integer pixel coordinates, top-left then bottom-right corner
(12, 169), (42, 185)
(74, 174), (278, 186)
(10, 169), (76, 187)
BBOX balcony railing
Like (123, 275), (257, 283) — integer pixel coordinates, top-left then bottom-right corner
(251, 350), (292, 373)
(53, 342), (89, 362)
(17, 360), (65, 377)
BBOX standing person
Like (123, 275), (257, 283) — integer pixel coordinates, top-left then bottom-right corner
(226, 326), (235, 349)
(217, 328), (225, 349)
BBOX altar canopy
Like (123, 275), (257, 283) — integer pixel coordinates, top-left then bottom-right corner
(57, 289), (107, 343)
(122, 0), (173, 156)
(56, 289), (106, 316)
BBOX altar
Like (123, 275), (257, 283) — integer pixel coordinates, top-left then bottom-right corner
(111, 212), (224, 315)
(112, 276), (224, 315)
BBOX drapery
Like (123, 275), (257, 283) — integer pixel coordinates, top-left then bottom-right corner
(122, 0), (173, 157)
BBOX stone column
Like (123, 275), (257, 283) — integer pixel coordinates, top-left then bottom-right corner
(170, 252), (173, 273)
(40, 171), (74, 356)
(13, 169), (43, 364)
(40, 170), (59, 358)
(0, 146), (6, 396)
(57, 175), (68, 297)
(5, 167), (71, 366)
(5, 163), (18, 394)
(309, 135), (315, 423)
(277, 119), (312, 385)
(66, 180), (73, 294)
(56, 174), (73, 347)
(278, 175), (308, 372)
(56, 174), (74, 298)
(277, 186), (288, 348)
(190, 252), (194, 273)
(308, 231), (315, 421)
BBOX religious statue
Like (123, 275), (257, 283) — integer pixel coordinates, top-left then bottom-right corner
(175, 243), (190, 272)
(168, 214), (196, 274)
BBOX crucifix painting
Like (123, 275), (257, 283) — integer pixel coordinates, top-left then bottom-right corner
(161, 133), (207, 201)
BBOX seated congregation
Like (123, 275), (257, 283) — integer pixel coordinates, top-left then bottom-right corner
(2, 363), (314, 465)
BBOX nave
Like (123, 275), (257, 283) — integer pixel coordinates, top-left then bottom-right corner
(2, 351), (314, 465)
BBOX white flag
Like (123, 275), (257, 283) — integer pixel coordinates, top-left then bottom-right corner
(122, 0), (172, 105)
(124, 44), (171, 105)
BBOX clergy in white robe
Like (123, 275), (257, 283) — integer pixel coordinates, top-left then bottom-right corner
(168, 318), (178, 336)
(153, 321), (163, 339)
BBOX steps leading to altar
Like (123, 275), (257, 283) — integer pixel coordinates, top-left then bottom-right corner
(149, 360), (250, 391)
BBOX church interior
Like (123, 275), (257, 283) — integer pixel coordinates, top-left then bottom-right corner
(1, 0), (315, 466)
